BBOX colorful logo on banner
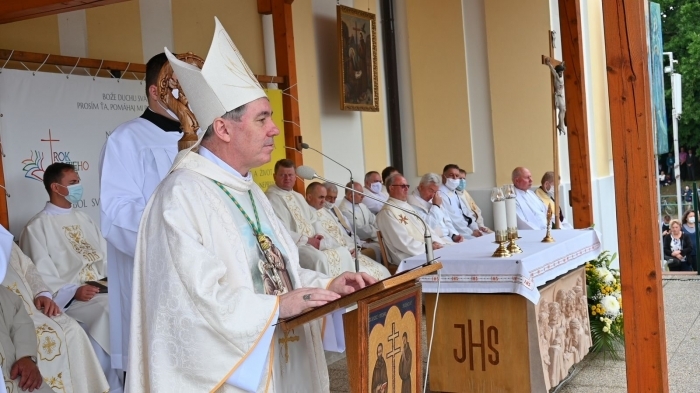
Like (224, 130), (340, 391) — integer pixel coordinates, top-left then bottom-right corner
(21, 129), (90, 182)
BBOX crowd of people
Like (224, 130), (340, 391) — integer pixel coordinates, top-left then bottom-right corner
(662, 209), (698, 271)
(659, 148), (697, 186)
(0, 21), (578, 392)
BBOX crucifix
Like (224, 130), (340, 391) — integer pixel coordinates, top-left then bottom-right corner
(541, 30), (564, 230)
(40, 129), (60, 164)
(278, 329), (299, 364)
(385, 322), (402, 393)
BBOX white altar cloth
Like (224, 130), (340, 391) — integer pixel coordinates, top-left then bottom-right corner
(397, 229), (601, 304)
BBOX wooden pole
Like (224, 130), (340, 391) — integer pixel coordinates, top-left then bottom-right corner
(260, 0), (305, 194)
(601, 1), (669, 392)
(558, 0), (593, 228)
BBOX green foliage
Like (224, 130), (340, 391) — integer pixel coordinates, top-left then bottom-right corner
(585, 251), (625, 359)
(658, 0), (700, 149)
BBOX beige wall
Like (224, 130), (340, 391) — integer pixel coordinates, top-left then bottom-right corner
(86, 1), (143, 63)
(587, 0), (612, 178)
(0, 15), (60, 54)
(484, 0), (553, 185)
(405, 0), (473, 174)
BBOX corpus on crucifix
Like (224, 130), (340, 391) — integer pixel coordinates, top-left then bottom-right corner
(544, 57), (567, 135)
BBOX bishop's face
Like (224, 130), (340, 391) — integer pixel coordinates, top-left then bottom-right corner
(227, 97), (280, 172)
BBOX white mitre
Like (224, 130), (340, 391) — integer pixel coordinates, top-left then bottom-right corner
(164, 17), (267, 131)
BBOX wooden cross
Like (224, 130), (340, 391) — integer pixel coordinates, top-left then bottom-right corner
(385, 322), (402, 393)
(40, 129), (60, 164)
(278, 329), (299, 364)
(352, 21), (364, 41)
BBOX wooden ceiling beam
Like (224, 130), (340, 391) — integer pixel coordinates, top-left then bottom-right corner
(0, 0), (129, 25)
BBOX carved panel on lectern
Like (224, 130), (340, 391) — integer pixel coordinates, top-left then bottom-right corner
(535, 267), (591, 391)
(368, 287), (420, 393)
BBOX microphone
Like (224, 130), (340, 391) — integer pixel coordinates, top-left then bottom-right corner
(297, 165), (436, 264)
(298, 143), (359, 272)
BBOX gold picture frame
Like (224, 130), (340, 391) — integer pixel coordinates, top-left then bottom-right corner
(337, 5), (379, 112)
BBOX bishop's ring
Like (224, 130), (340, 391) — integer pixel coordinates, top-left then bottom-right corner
(303, 294), (311, 301)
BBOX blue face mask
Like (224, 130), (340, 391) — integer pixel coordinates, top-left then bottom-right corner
(456, 179), (466, 192)
(58, 184), (83, 205)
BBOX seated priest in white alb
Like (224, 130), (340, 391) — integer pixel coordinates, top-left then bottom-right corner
(512, 166), (548, 230)
(322, 182), (383, 264)
(362, 171), (389, 214)
(306, 183), (389, 279)
(19, 163), (114, 389)
(0, 229), (59, 393)
(339, 181), (380, 243)
(2, 237), (113, 393)
(376, 174), (445, 265)
(457, 168), (492, 233)
(535, 171), (573, 229)
(437, 164), (484, 239)
(407, 173), (464, 244)
(267, 159), (370, 277)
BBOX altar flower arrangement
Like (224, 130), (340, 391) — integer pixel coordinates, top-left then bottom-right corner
(585, 251), (624, 359)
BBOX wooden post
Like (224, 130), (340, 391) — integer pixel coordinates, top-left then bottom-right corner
(558, 0), (594, 228)
(601, 1), (669, 392)
(259, 0), (305, 194)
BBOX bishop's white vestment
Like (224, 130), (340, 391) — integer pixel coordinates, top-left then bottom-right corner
(376, 198), (445, 265)
(338, 198), (379, 242)
(99, 109), (182, 370)
(128, 151), (332, 392)
(20, 204), (111, 356)
(266, 185), (359, 277)
(407, 190), (458, 244)
(437, 184), (479, 239)
(2, 243), (110, 393)
(515, 188), (548, 230)
(314, 208), (390, 279)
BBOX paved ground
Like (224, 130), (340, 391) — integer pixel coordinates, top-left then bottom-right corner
(327, 276), (700, 392)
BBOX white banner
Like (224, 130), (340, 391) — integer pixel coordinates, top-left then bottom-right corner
(0, 69), (147, 237)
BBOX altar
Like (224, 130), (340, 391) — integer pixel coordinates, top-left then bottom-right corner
(398, 229), (601, 392)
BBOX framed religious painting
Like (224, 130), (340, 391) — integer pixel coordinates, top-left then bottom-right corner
(337, 5), (380, 112)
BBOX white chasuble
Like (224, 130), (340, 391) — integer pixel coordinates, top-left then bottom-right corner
(314, 209), (390, 280)
(19, 205), (111, 356)
(515, 188), (548, 230)
(266, 186), (355, 276)
(128, 152), (333, 393)
(2, 244), (110, 393)
(376, 198), (444, 265)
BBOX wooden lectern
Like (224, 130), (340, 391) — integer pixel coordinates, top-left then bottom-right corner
(280, 262), (442, 393)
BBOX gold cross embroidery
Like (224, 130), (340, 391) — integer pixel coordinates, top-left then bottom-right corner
(398, 214), (409, 225)
(279, 330), (300, 363)
(42, 336), (57, 354)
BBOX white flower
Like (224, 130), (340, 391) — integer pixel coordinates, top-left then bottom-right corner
(600, 295), (621, 315)
(596, 267), (615, 284)
(603, 326), (609, 333)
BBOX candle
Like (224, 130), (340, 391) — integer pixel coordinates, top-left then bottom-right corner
(505, 198), (517, 229)
(493, 200), (507, 231)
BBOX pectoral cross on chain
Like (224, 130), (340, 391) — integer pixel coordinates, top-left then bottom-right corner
(385, 322), (402, 393)
(279, 330), (300, 364)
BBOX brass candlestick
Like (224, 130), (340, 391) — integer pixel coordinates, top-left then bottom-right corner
(493, 230), (512, 257)
(542, 204), (555, 243)
(508, 228), (523, 253)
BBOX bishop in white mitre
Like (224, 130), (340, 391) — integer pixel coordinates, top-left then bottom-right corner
(128, 18), (375, 392)
(2, 238), (110, 393)
(267, 160), (362, 277)
(407, 173), (464, 244)
(99, 52), (183, 371)
(338, 181), (381, 243)
(0, 228), (57, 393)
(512, 167), (548, 230)
(376, 174), (445, 265)
(306, 182), (390, 279)
(19, 163), (121, 392)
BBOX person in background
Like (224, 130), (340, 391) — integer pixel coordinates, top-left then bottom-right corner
(664, 219), (693, 271)
(680, 147), (688, 181)
(662, 214), (671, 236)
(682, 210), (697, 271)
(688, 149), (695, 181)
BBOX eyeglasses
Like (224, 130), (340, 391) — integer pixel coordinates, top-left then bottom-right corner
(390, 184), (410, 189)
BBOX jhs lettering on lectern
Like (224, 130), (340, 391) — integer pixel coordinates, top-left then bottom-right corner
(453, 320), (499, 371)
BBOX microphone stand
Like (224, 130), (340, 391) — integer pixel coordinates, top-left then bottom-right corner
(300, 144), (360, 273)
(297, 167), (435, 264)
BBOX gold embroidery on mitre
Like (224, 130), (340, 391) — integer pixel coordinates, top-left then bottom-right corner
(36, 324), (62, 361)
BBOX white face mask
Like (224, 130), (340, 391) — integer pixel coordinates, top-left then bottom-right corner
(323, 201), (334, 210)
(547, 186), (555, 198)
(445, 178), (460, 191)
(690, 217), (696, 224)
(370, 182), (383, 194)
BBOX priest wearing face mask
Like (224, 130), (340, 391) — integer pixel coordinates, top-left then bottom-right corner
(363, 171), (389, 214)
(437, 164), (483, 239)
(20, 163), (116, 390)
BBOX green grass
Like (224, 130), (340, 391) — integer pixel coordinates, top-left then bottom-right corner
(660, 180), (700, 216)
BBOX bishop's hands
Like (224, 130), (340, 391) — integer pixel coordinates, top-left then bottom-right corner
(11, 357), (42, 392)
(328, 272), (376, 296)
(34, 295), (60, 317)
(75, 285), (100, 302)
